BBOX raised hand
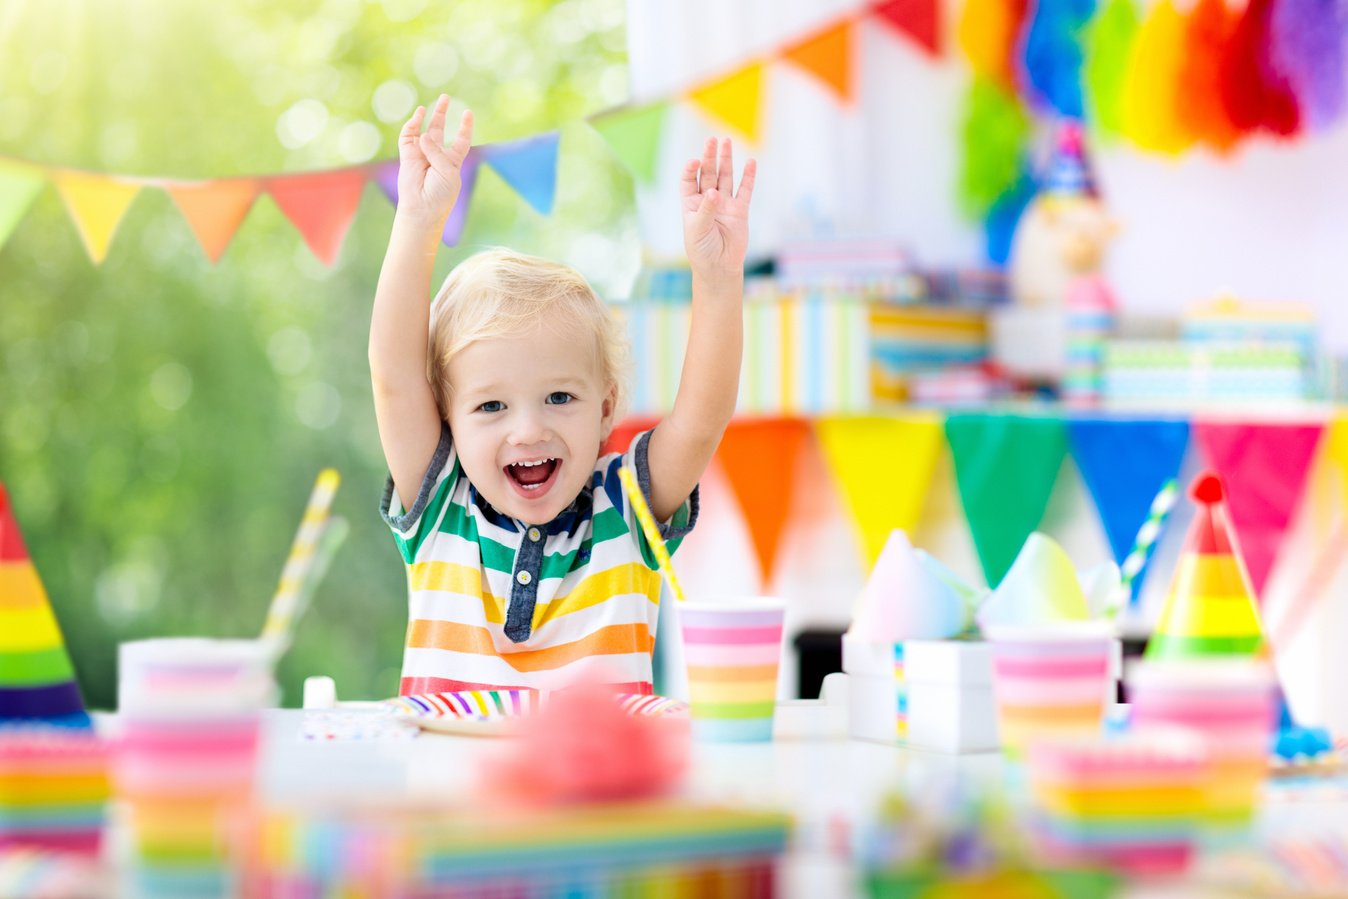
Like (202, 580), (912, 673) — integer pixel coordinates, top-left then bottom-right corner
(681, 138), (756, 279)
(396, 94), (474, 228)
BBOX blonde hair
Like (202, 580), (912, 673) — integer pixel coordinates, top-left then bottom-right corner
(427, 248), (630, 428)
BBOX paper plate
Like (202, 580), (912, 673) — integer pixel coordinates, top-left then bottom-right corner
(383, 689), (688, 738)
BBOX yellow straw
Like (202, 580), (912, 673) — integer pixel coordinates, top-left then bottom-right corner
(262, 468), (341, 642)
(617, 466), (686, 603)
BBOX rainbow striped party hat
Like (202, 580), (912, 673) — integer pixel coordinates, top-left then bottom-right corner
(1146, 473), (1264, 660)
(0, 485), (91, 729)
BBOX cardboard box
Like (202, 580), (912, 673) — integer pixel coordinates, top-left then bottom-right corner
(842, 632), (999, 754)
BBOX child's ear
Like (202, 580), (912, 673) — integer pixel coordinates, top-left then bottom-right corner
(599, 382), (617, 438)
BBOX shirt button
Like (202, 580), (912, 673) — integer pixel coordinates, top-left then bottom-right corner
(527, 527), (541, 542)
(516, 570), (532, 586)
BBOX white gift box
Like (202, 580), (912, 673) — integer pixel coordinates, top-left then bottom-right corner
(842, 632), (999, 754)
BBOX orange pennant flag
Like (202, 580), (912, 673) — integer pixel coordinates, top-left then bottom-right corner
(166, 179), (260, 264)
(51, 170), (141, 265)
(715, 418), (812, 585)
(266, 169), (367, 266)
(687, 62), (765, 143)
(782, 21), (855, 102)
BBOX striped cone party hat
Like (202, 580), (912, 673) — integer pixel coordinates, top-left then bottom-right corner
(1147, 473), (1264, 660)
(0, 485), (90, 728)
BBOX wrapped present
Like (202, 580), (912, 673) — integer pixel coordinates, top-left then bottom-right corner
(1182, 296), (1316, 357)
(1103, 340), (1308, 404)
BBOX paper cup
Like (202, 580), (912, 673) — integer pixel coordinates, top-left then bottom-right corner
(986, 623), (1114, 758)
(680, 598), (784, 742)
(1127, 659), (1274, 836)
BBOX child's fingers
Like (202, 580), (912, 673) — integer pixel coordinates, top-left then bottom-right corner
(700, 138), (717, 193)
(735, 158), (757, 206)
(445, 109), (474, 167)
(717, 139), (733, 195)
(425, 94), (450, 148)
(679, 158), (701, 200)
(399, 106), (426, 155)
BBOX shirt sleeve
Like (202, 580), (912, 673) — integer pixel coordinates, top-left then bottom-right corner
(378, 423), (460, 564)
(600, 427), (699, 569)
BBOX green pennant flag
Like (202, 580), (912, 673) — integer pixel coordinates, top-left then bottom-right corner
(945, 413), (1068, 587)
(0, 162), (46, 252)
(592, 102), (668, 184)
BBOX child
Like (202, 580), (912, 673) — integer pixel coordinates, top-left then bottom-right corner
(369, 95), (756, 696)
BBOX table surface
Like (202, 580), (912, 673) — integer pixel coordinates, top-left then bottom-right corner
(256, 702), (1348, 899)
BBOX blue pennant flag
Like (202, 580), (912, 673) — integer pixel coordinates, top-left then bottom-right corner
(480, 132), (560, 216)
(1068, 417), (1190, 600)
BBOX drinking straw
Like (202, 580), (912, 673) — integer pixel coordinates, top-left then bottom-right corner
(261, 469), (341, 643)
(1119, 478), (1177, 608)
(617, 466), (686, 602)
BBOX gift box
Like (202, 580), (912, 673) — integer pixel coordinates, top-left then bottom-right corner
(842, 633), (998, 754)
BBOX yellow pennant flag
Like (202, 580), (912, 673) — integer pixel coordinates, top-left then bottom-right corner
(1320, 415), (1348, 513)
(816, 414), (944, 567)
(166, 178), (261, 264)
(52, 169), (141, 264)
(687, 62), (765, 143)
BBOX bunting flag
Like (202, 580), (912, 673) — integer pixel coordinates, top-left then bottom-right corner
(371, 151), (482, 246)
(1120, 0), (1195, 154)
(873, 0), (942, 57)
(0, 162), (46, 253)
(0, 485), (91, 729)
(1083, 0), (1140, 138)
(266, 169), (367, 266)
(165, 179), (260, 264)
(715, 419), (812, 585)
(51, 170), (141, 265)
(687, 62), (765, 144)
(1022, 0), (1097, 119)
(592, 103), (670, 184)
(480, 132), (561, 216)
(945, 414), (1069, 587)
(957, 0), (1031, 87)
(782, 21), (855, 101)
(1192, 421), (1324, 598)
(1067, 418), (1190, 600)
(1320, 416), (1348, 512)
(816, 414), (944, 567)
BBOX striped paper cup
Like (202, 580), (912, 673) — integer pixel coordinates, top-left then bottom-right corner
(1128, 660), (1274, 836)
(680, 598), (785, 742)
(987, 623), (1114, 758)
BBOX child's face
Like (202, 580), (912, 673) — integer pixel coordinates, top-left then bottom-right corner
(446, 321), (615, 525)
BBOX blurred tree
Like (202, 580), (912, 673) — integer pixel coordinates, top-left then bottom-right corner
(0, 0), (639, 708)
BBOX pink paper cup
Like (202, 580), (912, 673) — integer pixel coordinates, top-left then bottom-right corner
(986, 623), (1114, 758)
(1127, 659), (1274, 836)
(680, 598), (785, 742)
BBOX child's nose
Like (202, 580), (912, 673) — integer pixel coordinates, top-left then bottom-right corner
(507, 409), (550, 445)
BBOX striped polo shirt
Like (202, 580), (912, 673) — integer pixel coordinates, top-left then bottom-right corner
(380, 426), (697, 696)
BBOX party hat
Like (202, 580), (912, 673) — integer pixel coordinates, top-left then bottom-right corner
(0, 485), (91, 729)
(851, 530), (971, 642)
(1146, 473), (1264, 660)
(1043, 120), (1098, 200)
(976, 532), (1093, 630)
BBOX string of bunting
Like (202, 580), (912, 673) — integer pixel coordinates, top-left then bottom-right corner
(631, 412), (1348, 601)
(0, 1), (939, 267)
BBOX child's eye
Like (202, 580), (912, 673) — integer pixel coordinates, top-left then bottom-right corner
(545, 392), (573, 405)
(477, 400), (504, 413)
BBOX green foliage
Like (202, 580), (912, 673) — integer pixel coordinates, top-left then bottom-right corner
(0, 0), (636, 708)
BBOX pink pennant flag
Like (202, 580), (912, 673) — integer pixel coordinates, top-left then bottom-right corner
(1193, 421), (1325, 598)
(266, 169), (367, 266)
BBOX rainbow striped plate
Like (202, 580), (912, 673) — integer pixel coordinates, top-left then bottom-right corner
(383, 690), (688, 737)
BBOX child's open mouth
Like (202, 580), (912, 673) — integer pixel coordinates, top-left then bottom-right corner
(504, 458), (560, 499)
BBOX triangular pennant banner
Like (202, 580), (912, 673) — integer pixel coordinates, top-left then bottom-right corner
(266, 168), (368, 266)
(1192, 421), (1325, 597)
(1068, 418), (1190, 601)
(1321, 415), (1348, 513)
(715, 419), (811, 584)
(816, 414), (944, 567)
(0, 484), (91, 729)
(873, 0), (942, 57)
(370, 152), (482, 246)
(51, 170), (141, 265)
(600, 416), (662, 456)
(782, 21), (855, 102)
(592, 103), (670, 183)
(480, 133), (560, 216)
(0, 161), (46, 253)
(687, 62), (765, 143)
(165, 178), (260, 264)
(945, 414), (1069, 587)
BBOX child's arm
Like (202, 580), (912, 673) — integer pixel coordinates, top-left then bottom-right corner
(646, 138), (757, 522)
(369, 95), (473, 513)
